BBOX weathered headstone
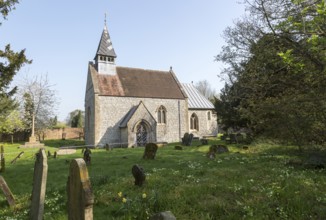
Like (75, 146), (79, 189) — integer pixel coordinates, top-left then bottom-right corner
(83, 148), (92, 165)
(216, 145), (229, 154)
(174, 146), (183, 150)
(206, 145), (218, 159)
(67, 159), (94, 220)
(0, 175), (15, 206)
(53, 151), (57, 159)
(150, 211), (176, 220)
(181, 133), (194, 146)
(143, 143), (158, 159)
(200, 138), (208, 145)
(30, 148), (48, 220)
(132, 164), (146, 186)
(47, 150), (51, 157)
(10, 151), (24, 164)
(105, 144), (110, 151)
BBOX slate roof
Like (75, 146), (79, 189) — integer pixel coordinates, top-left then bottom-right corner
(181, 83), (214, 109)
(95, 25), (117, 59)
(95, 65), (187, 99)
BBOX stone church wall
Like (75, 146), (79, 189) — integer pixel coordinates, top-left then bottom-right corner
(188, 109), (218, 137)
(84, 78), (95, 145)
(96, 96), (188, 147)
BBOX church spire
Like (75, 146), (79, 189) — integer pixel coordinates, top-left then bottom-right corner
(95, 14), (117, 60)
(94, 14), (117, 75)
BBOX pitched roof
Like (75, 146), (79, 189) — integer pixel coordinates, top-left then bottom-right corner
(96, 65), (186, 99)
(95, 25), (117, 59)
(181, 83), (214, 109)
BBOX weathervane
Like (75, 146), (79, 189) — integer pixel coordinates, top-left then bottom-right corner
(104, 12), (107, 26)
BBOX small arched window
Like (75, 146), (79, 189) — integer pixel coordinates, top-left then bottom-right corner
(190, 113), (199, 130)
(207, 111), (211, 120)
(157, 105), (167, 124)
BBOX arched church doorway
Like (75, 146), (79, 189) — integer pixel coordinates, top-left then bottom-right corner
(136, 121), (148, 146)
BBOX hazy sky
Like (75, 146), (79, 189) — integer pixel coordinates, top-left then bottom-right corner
(1, 0), (245, 121)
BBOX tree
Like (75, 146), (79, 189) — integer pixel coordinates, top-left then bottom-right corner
(0, 110), (24, 143)
(0, 1), (31, 124)
(19, 74), (58, 138)
(194, 80), (217, 100)
(67, 109), (84, 128)
(216, 0), (326, 149)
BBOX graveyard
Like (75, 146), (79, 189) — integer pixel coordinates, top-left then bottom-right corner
(0, 138), (326, 219)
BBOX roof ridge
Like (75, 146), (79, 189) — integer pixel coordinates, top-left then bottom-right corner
(117, 66), (170, 74)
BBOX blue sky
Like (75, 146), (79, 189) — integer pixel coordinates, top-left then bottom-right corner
(1, 0), (245, 121)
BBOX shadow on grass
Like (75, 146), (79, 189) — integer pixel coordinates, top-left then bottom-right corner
(42, 139), (85, 148)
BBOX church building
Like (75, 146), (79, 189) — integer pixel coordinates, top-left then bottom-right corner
(85, 22), (218, 147)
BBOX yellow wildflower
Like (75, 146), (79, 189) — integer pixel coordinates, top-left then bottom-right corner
(118, 192), (122, 198)
(122, 198), (127, 203)
(142, 193), (147, 199)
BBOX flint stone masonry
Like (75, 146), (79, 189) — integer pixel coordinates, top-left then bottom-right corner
(67, 159), (94, 220)
(0, 175), (15, 206)
(30, 148), (48, 220)
(188, 109), (218, 138)
(90, 96), (188, 147)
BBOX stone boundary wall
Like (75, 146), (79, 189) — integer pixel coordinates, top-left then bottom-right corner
(42, 128), (84, 140)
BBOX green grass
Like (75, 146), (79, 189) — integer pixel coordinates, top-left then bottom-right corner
(0, 139), (326, 219)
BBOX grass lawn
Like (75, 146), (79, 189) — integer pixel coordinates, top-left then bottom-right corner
(0, 139), (326, 219)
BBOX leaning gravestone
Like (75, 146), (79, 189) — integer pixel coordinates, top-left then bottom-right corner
(30, 148), (48, 220)
(83, 148), (92, 165)
(132, 164), (146, 186)
(10, 151), (24, 164)
(207, 145), (218, 159)
(67, 159), (94, 220)
(0, 175), (15, 206)
(143, 143), (158, 159)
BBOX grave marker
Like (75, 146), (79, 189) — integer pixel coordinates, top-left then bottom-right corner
(30, 148), (48, 220)
(67, 159), (94, 220)
(0, 175), (15, 206)
(132, 164), (146, 186)
(143, 143), (158, 159)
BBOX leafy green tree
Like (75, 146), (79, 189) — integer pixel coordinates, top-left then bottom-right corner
(216, 0), (326, 149)
(0, 110), (24, 143)
(0, 0), (31, 124)
(70, 110), (84, 128)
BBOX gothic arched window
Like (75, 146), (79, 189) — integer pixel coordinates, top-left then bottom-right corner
(207, 111), (211, 120)
(190, 113), (199, 130)
(157, 105), (167, 124)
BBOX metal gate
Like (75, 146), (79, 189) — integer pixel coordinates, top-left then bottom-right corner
(136, 122), (147, 146)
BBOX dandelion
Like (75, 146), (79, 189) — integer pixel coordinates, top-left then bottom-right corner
(122, 197), (127, 203)
(142, 193), (147, 199)
(118, 192), (122, 198)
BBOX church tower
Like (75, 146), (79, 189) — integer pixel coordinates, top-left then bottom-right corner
(94, 17), (117, 75)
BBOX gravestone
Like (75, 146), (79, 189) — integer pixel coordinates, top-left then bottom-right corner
(53, 151), (57, 159)
(105, 144), (110, 151)
(67, 159), (94, 220)
(83, 148), (92, 165)
(132, 164), (146, 186)
(0, 145), (4, 172)
(10, 151), (24, 164)
(143, 143), (158, 159)
(216, 145), (229, 154)
(30, 148), (48, 220)
(206, 145), (218, 159)
(182, 133), (194, 146)
(200, 138), (208, 145)
(0, 175), (15, 206)
(47, 150), (51, 157)
(174, 146), (183, 150)
(150, 211), (176, 220)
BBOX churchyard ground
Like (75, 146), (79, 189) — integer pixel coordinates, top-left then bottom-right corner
(0, 138), (326, 219)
